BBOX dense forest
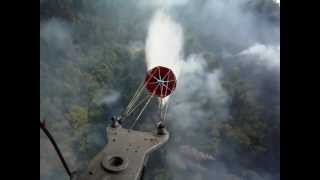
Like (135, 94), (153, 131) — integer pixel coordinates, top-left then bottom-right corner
(40, 0), (280, 180)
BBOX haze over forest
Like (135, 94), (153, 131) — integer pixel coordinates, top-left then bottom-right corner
(40, 0), (280, 180)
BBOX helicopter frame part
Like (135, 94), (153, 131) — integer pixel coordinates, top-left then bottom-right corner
(73, 125), (169, 180)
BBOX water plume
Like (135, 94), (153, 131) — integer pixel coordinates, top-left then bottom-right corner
(145, 10), (184, 103)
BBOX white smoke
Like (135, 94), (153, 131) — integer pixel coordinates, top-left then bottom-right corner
(239, 43), (280, 70)
(168, 54), (228, 130)
(40, 19), (72, 51)
(98, 90), (120, 105)
(166, 54), (229, 180)
(145, 10), (184, 78)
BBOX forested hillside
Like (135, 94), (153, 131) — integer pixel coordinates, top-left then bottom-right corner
(40, 0), (280, 180)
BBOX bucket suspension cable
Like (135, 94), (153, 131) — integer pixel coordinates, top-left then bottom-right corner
(126, 95), (151, 116)
(163, 99), (170, 122)
(122, 70), (158, 121)
(125, 81), (145, 112)
(130, 83), (160, 129)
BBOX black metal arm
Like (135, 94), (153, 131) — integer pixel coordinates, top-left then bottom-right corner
(40, 120), (72, 179)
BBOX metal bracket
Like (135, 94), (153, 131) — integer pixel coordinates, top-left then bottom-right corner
(73, 125), (169, 180)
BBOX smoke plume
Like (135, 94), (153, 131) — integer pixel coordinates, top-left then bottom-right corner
(239, 43), (280, 70)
